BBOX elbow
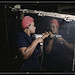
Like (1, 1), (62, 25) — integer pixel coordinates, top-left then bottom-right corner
(22, 54), (30, 60)
(46, 50), (51, 54)
(18, 47), (30, 60)
(70, 45), (73, 50)
(22, 56), (28, 60)
(45, 48), (52, 54)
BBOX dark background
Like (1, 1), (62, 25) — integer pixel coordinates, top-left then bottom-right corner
(0, 1), (75, 72)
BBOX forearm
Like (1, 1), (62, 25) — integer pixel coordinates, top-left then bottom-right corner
(23, 39), (39, 59)
(63, 39), (73, 50)
(45, 39), (53, 54)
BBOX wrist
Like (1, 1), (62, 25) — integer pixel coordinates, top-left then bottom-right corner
(62, 39), (65, 43)
(61, 39), (65, 44)
(49, 36), (54, 40)
(34, 39), (39, 44)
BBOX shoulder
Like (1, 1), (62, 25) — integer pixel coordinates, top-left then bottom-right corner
(16, 32), (26, 41)
(16, 32), (26, 38)
(15, 32), (29, 48)
(16, 32), (24, 36)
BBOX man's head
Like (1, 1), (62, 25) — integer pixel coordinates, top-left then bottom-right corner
(21, 16), (36, 34)
(50, 19), (59, 34)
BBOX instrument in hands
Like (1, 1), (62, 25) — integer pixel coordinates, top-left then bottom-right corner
(34, 34), (62, 39)
(34, 33), (62, 45)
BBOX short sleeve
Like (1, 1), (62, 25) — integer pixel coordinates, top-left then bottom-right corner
(15, 35), (29, 49)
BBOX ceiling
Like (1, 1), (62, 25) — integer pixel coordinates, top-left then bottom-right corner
(20, 3), (75, 15)
(5, 1), (75, 15)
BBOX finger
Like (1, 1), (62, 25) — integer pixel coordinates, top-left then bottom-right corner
(42, 32), (47, 36)
(44, 31), (48, 33)
(42, 33), (45, 35)
(48, 32), (51, 35)
(46, 32), (50, 35)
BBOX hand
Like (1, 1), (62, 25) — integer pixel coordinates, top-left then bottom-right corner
(57, 37), (64, 44)
(49, 32), (54, 38)
(36, 37), (43, 43)
(42, 32), (50, 39)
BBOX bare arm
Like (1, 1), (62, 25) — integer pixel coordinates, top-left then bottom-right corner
(44, 32), (54, 54)
(18, 38), (43, 60)
(18, 32), (50, 60)
(57, 37), (73, 50)
(46, 39), (53, 54)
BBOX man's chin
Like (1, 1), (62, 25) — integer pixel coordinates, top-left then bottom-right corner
(32, 32), (35, 34)
(53, 32), (56, 34)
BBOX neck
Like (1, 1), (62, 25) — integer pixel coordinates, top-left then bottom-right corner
(56, 31), (58, 34)
(53, 31), (58, 35)
(24, 29), (31, 36)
